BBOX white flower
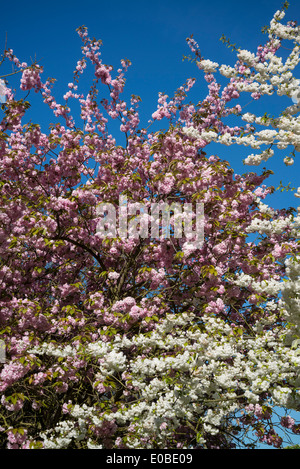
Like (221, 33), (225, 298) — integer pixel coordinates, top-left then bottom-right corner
(200, 130), (218, 142)
(237, 50), (256, 65)
(100, 351), (127, 375)
(257, 201), (275, 216)
(218, 133), (232, 145)
(271, 387), (292, 406)
(244, 154), (262, 166)
(274, 9), (286, 21)
(241, 112), (257, 123)
(197, 59), (219, 73)
(182, 126), (201, 140)
(255, 130), (277, 142)
(219, 64), (236, 78)
(284, 157), (294, 166)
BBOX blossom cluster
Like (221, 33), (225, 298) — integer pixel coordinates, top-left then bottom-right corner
(31, 312), (300, 449)
(181, 8), (300, 167)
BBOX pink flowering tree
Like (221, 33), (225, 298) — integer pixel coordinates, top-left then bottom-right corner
(0, 5), (299, 449)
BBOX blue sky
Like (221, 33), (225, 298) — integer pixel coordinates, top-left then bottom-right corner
(1, 0), (300, 448)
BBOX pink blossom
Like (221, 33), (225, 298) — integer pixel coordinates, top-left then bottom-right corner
(281, 416), (295, 429)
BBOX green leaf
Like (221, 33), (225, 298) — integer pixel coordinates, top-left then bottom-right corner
(9, 238), (18, 249)
(174, 251), (184, 260)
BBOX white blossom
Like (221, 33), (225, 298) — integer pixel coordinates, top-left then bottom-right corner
(197, 59), (219, 73)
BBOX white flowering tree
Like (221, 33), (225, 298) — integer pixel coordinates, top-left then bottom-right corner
(0, 3), (299, 449)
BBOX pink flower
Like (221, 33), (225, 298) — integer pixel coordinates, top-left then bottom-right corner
(20, 67), (42, 92)
(95, 65), (112, 84)
(1, 395), (24, 412)
(213, 240), (228, 256)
